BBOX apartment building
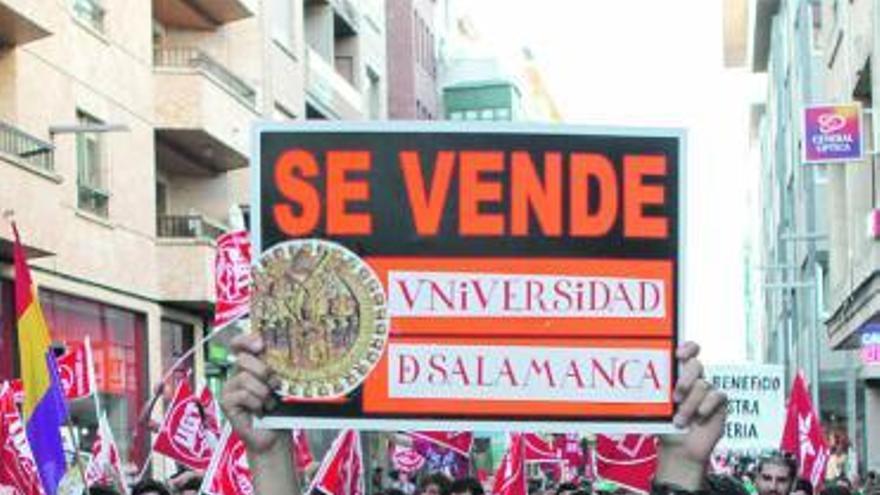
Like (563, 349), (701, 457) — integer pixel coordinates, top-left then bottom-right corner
(748, 0), (879, 473)
(385, 0), (439, 120)
(0, 0), (386, 474)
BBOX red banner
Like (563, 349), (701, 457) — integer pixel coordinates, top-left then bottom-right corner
(202, 426), (254, 495)
(594, 434), (657, 495)
(10, 340), (95, 403)
(293, 429), (314, 472)
(309, 430), (364, 495)
(781, 373), (830, 488)
(493, 434), (526, 495)
(152, 381), (221, 470)
(214, 230), (252, 329)
(408, 431), (473, 457)
(523, 433), (559, 463)
(85, 414), (126, 492)
(0, 383), (44, 495)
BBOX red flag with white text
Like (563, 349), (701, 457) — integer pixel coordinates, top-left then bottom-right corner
(309, 430), (364, 495)
(780, 372), (830, 488)
(594, 434), (657, 495)
(152, 380), (221, 470)
(409, 432), (473, 457)
(85, 413), (127, 493)
(293, 429), (314, 472)
(0, 382), (44, 495)
(523, 433), (559, 463)
(493, 434), (526, 495)
(10, 339), (96, 403)
(390, 444), (425, 476)
(201, 426), (254, 495)
(213, 230), (252, 329)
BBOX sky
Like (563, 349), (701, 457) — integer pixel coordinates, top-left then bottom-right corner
(461, 0), (758, 364)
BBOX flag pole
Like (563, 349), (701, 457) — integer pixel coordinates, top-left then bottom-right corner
(65, 413), (94, 495)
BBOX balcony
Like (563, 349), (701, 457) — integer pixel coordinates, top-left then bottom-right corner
(156, 214), (227, 310)
(0, 121), (54, 172)
(0, 0), (51, 47)
(305, 47), (364, 120)
(154, 47), (257, 172)
(152, 0), (255, 30)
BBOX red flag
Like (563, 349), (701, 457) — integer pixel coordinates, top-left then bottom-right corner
(0, 382), (44, 495)
(594, 434), (658, 495)
(214, 230), (251, 329)
(780, 373), (830, 488)
(201, 426), (254, 495)
(10, 339), (96, 403)
(152, 380), (220, 470)
(390, 444), (425, 476)
(523, 433), (558, 463)
(293, 430), (314, 472)
(492, 434), (526, 495)
(198, 386), (222, 443)
(85, 414), (127, 493)
(553, 434), (584, 482)
(309, 430), (364, 495)
(409, 431), (474, 457)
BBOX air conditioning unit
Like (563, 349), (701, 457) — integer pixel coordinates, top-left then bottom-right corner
(868, 209), (880, 239)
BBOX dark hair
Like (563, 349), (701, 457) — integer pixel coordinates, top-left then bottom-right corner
(419, 472), (452, 495)
(451, 477), (484, 495)
(389, 470), (401, 481)
(706, 475), (751, 495)
(132, 479), (172, 495)
(386, 489), (407, 495)
(178, 476), (203, 492)
(794, 478), (814, 495)
(820, 487), (851, 495)
(556, 483), (578, 495)
(756, 452), (798, 479)
(84, 487), (122, 495)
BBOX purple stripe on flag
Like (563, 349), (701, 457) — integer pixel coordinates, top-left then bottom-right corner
(26, 351), (69, 495)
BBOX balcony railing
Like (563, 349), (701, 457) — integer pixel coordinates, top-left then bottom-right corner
(157, 214), (227, 240)
(154, 47), (256, 107)
(0, 121), (54, 172)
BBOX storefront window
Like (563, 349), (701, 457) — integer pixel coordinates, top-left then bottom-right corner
(161, 319), (194, 389)
(38, 289), (148, 467)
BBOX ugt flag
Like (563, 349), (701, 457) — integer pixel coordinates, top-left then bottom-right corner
(781, 373), (830, 488)
(201, 426), (254, 495)
(0, 381), (44, 495)
(309, 430), (364, 495)
(213, 230), (252, 328)
(85, 414), (127, 492)
(493, 433), (526, 495)
(594, 434), (657, 495)
(14, 224), (68, 495)
(152, 381), (221, 470)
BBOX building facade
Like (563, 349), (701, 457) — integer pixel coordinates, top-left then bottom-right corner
(385, 0), (439, 120)
(750, 0), (879, 474)
(0, 0), (386, 476)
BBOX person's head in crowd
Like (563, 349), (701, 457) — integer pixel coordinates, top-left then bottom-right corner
(792, 478), (814, 495)
(451, 477), (485, 495)
(386, 489), (407, 495)
(556, 482), (578, 495)
(84, 487), (121, 495)
(418, 472), (452, 495)
(570, 490), (591, 495)
(705, 474), (751, 495)
(132, 479), (172, 495)
(754, 452), (797, 495)
(168, 468), (204, 495)
(389, 470), (401, 482)
(820, 486), (852, 495)
(834, 476), (853, 490)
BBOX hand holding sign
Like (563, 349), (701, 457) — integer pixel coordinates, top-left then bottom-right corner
(656, 342), (728, 490)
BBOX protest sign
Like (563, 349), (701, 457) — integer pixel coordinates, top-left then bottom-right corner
(252, 122), (684, 432)
(706, 364), (785, 452)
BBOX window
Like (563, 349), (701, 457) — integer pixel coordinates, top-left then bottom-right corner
(496, 108), (511, 120)
(450, 111), (463, 120)
(76, 110), (109, 218)
(481, 108), (495, 120)
(39, 290), (148, 467)
(271, 0), (294, 50)
(161, 319), (195, 389)
(72, 0), (105, 32)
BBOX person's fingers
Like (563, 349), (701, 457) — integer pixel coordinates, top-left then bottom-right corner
(673, 358), (704, 403)
(696, 390), (729, 422)
(236, 371), (272, 402)
(224, 388), (264, 414)
(676, 341), (700, 361)
(236, 352), (271, 383)
(230, 333), (265, 356)
(674, 379), (710, 428)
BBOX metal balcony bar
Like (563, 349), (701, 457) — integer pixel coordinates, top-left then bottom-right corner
(157, 214), (227, 240)
(0, 121), (55, 172)
(154, 47), (256, 107)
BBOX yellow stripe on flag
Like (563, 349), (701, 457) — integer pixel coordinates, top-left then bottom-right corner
(17, 292), (53, 420)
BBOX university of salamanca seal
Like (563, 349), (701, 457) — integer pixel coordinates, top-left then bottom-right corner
(252, 239), (388, 398)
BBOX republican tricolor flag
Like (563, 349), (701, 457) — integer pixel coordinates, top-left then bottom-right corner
(13, 224), (68, 495)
